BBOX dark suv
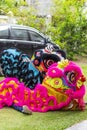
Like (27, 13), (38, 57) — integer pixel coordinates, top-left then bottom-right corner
(0, 24), (61, 58)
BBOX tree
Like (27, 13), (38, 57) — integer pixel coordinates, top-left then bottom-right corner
(0, 0), (45, 32)
(47, 0), (87, 59)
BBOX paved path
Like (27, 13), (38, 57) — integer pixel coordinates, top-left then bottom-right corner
(65, 120), (87, 130)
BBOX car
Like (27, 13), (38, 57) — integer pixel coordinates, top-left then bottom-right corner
(0, 24), (62, 58)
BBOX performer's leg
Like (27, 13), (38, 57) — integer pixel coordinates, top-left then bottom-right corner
(11, 104), (32, 115)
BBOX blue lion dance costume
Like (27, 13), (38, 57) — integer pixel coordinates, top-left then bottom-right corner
(0, 49), (41, 89)
(0, 46), (66, 89)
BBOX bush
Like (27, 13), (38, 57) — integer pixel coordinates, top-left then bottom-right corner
(46, 0), (87, 59)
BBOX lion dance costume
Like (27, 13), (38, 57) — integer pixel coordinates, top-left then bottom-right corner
(0, 58), (86, 113)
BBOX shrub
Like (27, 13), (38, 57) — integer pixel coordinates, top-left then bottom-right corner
(46, 0), (87, 59)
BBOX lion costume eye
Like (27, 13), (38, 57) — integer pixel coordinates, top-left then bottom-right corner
(53, 78), (63, 89)
(43, 59), (55, 69)
(65, 71), (77, 84)
(54, 80), (59, 85)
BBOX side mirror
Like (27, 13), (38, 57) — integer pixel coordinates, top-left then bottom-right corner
(45, 36), (51, 43)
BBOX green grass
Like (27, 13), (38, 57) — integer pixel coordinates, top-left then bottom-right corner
(0, 107), (87, 130)
(0, 63), (87, 130)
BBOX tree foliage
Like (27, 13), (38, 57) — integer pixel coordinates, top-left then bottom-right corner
(47, 0), (87, 59)
(0, 0), (45, 32)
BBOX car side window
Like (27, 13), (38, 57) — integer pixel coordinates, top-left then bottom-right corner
(11, 29), (29, 41)
(0, 26), (9, 39)
(29, 30), (45, 42)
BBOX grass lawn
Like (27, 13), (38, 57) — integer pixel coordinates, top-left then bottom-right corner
(0, 60), (87, 130)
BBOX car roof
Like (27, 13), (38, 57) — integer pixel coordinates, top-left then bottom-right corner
(0, 24), (46, 38)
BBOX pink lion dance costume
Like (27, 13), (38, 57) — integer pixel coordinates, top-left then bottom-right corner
(0, 60), (86, 113)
